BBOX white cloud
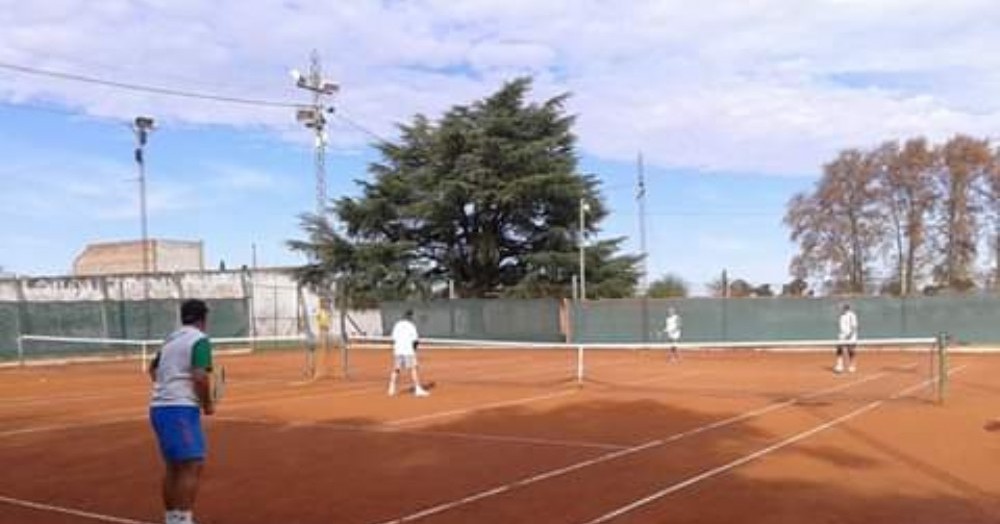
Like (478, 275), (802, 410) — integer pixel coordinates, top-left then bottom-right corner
(0, 153), (187, 221)
(2, 0), (1000, 175)
(0, 150), (284, 224)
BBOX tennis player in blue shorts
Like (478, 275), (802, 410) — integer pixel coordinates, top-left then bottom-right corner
(149, 299), (215, 524)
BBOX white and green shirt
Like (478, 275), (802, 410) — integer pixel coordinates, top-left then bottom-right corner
(150, 326), (213, 408)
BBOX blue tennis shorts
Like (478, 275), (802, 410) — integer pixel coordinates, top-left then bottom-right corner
(150, 406), (205, 462)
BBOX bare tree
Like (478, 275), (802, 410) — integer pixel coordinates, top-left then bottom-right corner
(977, 145), (1000, 289)
(872, 138), (936, 295)
(933, 135), (992, 291)
(786, 149), (884, 294)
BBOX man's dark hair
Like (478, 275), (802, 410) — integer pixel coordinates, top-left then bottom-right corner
(181, 299), (209, 325)
(403, 309), (414, 319)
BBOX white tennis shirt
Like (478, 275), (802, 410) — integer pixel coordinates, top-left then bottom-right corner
(838, 310), (858, 341)
(391, 319), (419, 356)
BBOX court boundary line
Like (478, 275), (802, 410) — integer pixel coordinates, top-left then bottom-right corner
(0, 354), (644, 438)
(216, 415), (629, 451)
(368, 366), (910, 524)
(0, 494), (156, 524)
(581, 364), (970, 524)
(0, 416), (147, 438)
(384, 369), (707, 428)
(0, 349), (574, 408)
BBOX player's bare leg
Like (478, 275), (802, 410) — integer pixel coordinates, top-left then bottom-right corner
(834, 346), (845, 373)
(164, 461), (202, 524)
(387, 368), (399, 396)
(411, 366), (430, 396)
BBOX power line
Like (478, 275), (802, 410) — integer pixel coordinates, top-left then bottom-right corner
(334, 110), (391, 143)
(0, 60), (397, 143)
(0, 61), (297, 108)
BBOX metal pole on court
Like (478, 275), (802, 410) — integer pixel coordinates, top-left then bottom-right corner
(576, 344), (584, 386)
(937, 332), (948, 404)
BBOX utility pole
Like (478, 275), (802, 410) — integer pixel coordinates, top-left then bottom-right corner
(133, 116), (155, 340)
(579, 197), (590, 301)
(638, 151), (649, 342)
(292, 50), (339, 218)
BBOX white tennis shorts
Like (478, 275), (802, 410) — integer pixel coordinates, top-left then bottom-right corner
(394, 354), (418, 369)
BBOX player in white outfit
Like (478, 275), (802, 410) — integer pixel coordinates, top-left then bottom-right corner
(835, 303), (858, 374)
(388, 310), (430, 397)
(664, 307), (682, 362)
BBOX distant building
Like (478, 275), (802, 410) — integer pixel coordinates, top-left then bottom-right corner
(73, 239), (205, 275)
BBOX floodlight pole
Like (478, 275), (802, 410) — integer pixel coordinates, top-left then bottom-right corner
(579, 197), (590, 301)
(133, 116), (155, 341)
(638, 152), (649, 342)
(294, 50), (339, 218)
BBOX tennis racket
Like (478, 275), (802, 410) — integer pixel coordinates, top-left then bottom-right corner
(212, 365), (227, 404)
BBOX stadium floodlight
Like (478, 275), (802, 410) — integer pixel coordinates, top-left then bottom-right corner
(296, 107), (320, 123)
(293, 50), (339, 217)
(133, 116), (155, 146)
(318, 81), (340, 95)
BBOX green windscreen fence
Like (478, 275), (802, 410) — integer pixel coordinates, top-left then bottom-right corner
(381, 299), (564, 341)
(0, 303), (19, 358)
(0, 299), (250, 361)
(572, 296), (1000, 344)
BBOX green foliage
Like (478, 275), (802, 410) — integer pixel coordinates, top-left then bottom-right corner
(729, 279), (753, 298)
(646, 273), (689, 298)
(781, 277), (809, 296)
(290, 78), (640, 302)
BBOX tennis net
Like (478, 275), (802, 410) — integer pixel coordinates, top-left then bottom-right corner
(347, 334), (949, 399)
(13, 334), (310, 372)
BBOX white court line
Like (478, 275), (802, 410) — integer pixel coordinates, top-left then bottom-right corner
(0, 494), (156, 524)
(0, 416), (147, 438)
(385, 368), (707, 428)
(369, 368), (903, 524)
(385, 390), (579, 427)
(216, 415), (628, 451)
(218, 368), (708, 447)
(582, 364), (969, 524)
(0, 352), (605, 437)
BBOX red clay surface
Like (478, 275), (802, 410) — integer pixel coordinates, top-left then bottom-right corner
(1, 346), (998, 523)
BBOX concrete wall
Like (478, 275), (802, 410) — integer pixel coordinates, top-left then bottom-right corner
(0, 268), (383, 359)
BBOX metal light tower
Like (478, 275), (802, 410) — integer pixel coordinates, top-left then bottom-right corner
(638, 151), (649, 342)
(133, 116), (155, 340)
(133, 116), (155, 274)
(579, 197), (590, 301)
(292, 50), (339, 217)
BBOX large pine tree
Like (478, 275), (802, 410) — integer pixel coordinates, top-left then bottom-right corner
(290, 78), (639, 304)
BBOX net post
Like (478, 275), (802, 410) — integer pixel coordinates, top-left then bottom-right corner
(936, 332), (948, 404)
(141, 341), (148, 373)
(576, 344), (584, 386)
(341, 332), (351, 380)
(17, 335), (24, 367)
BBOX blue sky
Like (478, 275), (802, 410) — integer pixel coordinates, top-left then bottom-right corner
(2, 1), (999, 294)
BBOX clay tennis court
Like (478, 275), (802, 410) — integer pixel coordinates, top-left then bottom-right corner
(2, 345), (999, 523)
